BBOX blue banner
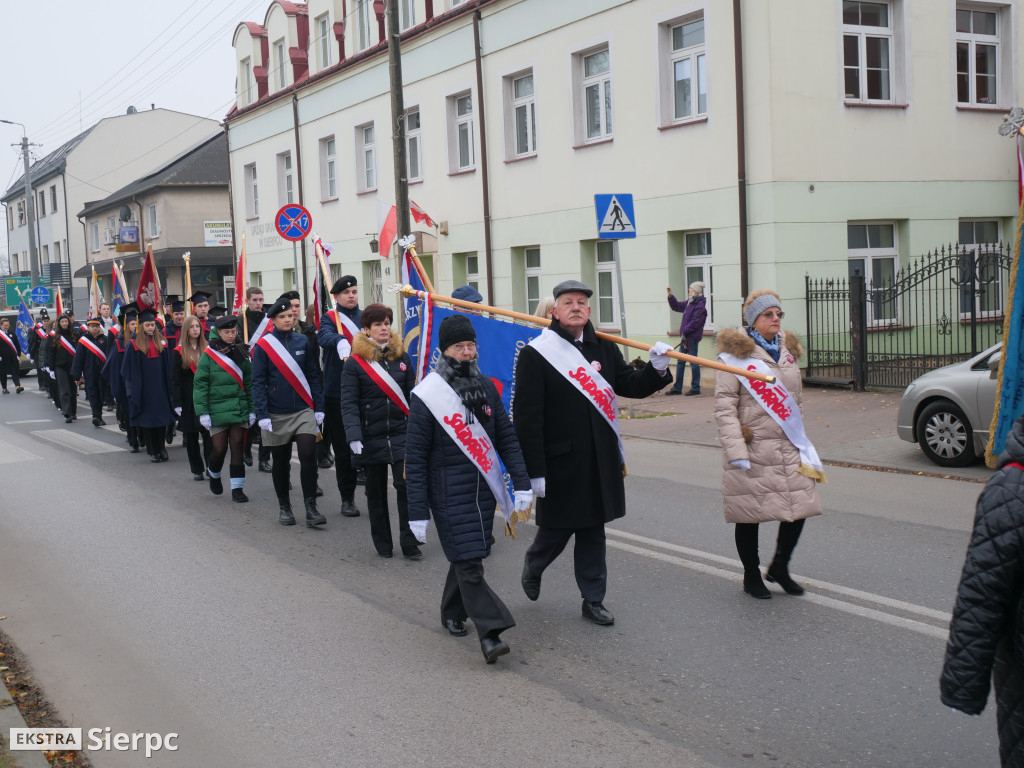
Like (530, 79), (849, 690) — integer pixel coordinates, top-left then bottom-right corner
(990, 208), (1024, 462)
(111, 266), (130, 317)
(16, 298), (31, 356)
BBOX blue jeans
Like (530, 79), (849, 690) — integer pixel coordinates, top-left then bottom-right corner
(671, 336), (701, 392)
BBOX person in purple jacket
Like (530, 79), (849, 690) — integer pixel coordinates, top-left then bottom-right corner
(666, 281), (708, 396)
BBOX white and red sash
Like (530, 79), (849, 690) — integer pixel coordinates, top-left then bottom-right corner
(325, 309), (360, 343)
(58, 335), (77, 356)
(528, 328), (626, 464)
(34, 326), (48, 340)
(413, 372), (514, 523)
(174, 345), (197, 374)
(256, 333), (313, 409)
(718, 350), (827, 483)
(246, 315), (271, 350)
(204, 347), (245, 390)
(78, 336), (107, 363)
(352, 354), (409, 415)
(0, 330), (16, 355)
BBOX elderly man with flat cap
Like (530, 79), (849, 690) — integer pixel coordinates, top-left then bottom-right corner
(317, 275), (363, 517)
(513, 279), (674, 626)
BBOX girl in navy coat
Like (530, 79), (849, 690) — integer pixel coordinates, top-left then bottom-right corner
(120, 308), (176, 461)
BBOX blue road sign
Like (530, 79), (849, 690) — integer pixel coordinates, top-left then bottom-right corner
(275, 204), (313, 242)
(29, 285), (51, 305)
(595, 194), (636, 239)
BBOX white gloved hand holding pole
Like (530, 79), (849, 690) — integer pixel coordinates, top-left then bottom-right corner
(337, 339), (351, 359)
(649, 341), (673, 372)
(514, 490), (534, 513)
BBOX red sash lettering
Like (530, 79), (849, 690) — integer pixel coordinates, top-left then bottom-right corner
(204, 348), (244, 390)
(257, 333), (314, 409)
(78, 337), (107, 363)
(352, 355), (409, 415)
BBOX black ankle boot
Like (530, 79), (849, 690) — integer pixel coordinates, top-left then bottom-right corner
(304, 497), (326, 527)
(231, 488), (249, 503)
(279, 498), (295, 525)
(766, 561), (805, 595)
(743, 570), (771, 599)
(209, 475), (223, 495)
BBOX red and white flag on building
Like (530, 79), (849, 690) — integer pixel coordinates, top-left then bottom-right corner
(378, 200), (398, 259)
(410, 199), (434, 228)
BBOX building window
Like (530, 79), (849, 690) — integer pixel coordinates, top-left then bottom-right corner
(320, 137), (337, 200)
(274, 39), (288, 91)
(16, 200), (24, 226)
(357, 0), (375, 52)
(283, 268), (295, 292)
(573, 46), (613, 143)
(316, 13), (331, 71)
(406, 109), (422, 181)
(38, 190), (45, 217)
(684, 231), (714, 328)
(448, 92), (475, 172)
(6, 206), (12, 231)
(956, 7), (999, 105)
(466, 253), (479, 291)
(959, 219), (1003, 316)
(90, 222), (100, 252)
(848, 222), (898, 324)
(241, 57), (253, 105)
(357, 123), (376, 192)
(843, 1), (893, 102)
(401, 0), (415, 30)
(276, 152), (294, 205)
(244, 163), (259, 219)
(665, 15), (707, 122)
(525, 247), (541, 315)
(147, 204), (159, 237)
(508, 71), (537, 157)
(41, 244), (49, 265)
(595, 241), (618, 328)
(53, 241), (61, 263)
(50, 185), (57, 212)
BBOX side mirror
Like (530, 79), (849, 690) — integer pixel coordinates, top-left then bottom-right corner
(989, 351), (1002, 380)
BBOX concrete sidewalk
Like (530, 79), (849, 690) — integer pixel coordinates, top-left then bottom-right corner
(618, 383), (995, 483)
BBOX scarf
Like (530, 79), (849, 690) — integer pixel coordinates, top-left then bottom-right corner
(210, 337), (247, 366)
(435, 354), (490, 425)
(749, 328), (780, 363)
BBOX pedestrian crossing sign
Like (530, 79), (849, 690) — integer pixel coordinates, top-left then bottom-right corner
(595, 194), (636, 239)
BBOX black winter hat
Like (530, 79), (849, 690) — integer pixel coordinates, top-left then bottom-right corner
(439, 314), (476, 351)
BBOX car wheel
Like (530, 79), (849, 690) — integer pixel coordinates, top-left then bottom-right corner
(915, 400), (977, 467)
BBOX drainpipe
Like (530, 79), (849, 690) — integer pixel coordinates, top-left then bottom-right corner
(472, 9), (494, 305)
(292, 95), (308, 303)
(733, 0), (749, 302)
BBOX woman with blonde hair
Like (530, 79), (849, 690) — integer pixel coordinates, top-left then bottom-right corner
(714, 289), (825, 599)
(120, 307), (176, 461)
(171, 315), (212, 481)
(534, 296), (555, 320)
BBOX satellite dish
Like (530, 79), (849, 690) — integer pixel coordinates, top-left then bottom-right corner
(119, 205), (132, 222)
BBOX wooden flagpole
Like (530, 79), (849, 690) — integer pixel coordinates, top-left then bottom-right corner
(405, 244), (434, 293)
(400, 286), (776, 384)
(183, 252), (193, 316)
(314, 237), (344, 335)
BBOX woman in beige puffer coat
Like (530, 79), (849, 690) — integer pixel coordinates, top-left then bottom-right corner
(714, 289), (822, 600)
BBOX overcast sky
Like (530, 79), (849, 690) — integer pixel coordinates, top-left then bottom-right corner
(1, 0), (262, 258)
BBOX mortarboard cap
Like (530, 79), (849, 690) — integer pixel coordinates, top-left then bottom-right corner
(187, 291), (212, 305)
(208, 305), (228, 319)
(138, 308), (159, 323)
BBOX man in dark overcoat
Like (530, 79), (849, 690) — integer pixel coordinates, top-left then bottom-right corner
(513, 280), (673, 625)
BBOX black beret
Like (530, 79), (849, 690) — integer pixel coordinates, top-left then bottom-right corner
(277, 291), (300, 303)
(266, 298), (293, 318)
(214, 314), (239, 330)
(331, 275), (357, 294)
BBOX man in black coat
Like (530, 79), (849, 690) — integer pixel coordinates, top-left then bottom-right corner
(941, 414), (1024, 767)
(513, 280), (673, 626)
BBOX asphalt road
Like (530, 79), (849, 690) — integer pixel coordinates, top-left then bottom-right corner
(0, 388), (997, 767)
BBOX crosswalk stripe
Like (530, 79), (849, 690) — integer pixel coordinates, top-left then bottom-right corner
(30, 429), (123, 454)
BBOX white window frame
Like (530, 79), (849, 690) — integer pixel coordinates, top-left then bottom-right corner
(277, 151), (294, 205)
(466, 253), (480, 292)
(447, 90), (476, 172)
(274, 38), (288, 91)
(572, 45), (613, 144)
(842, 1), (896, 104)
(38, 190), (45, 217)
(847, 221), (899, 326)
(356, 123), (376, 192)
(241, 57), (253, 105)
(660, 13), (707, 124)
(406, 108), (422, 182)
(90, 222), (100, 252)
(595, 241), (619, 329)
(357, 0), (375, 52)
(244, 162), (259, 219)
(683, 230), (714, 330)
(506, 70), (537, 158)
(958, 219), (1003, 318)
(525, 246), (541, 315)
(316, 13), (331, 71)
(147, 203), (159, 237)
(955, 5), (1002, 106)
(401, 0), (415, 30)
(49, 185), (57, 213)
(451, 0), (470, 7)
(320, 137), (337, 200)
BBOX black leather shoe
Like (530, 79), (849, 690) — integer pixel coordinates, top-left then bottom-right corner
(15, 386), (23, 394)
(664, 389), (682, 396)
(258, 460), (272, 473)
(317, 457), (333, 469)
(192, 473), (204, 481)
(582, 601), (615, 625)
(150, 454), (162, 463)
(129, 443), (140, 453)
(743, 571), (771, 600)
(378, 550), (393, 558)
(684, 389), (701, 397)
(403, 546), (422, 560)
(444, 618), (467, 637)
(64, 415), (73, 423)
(304, 497), (327, 527)
(340, 499), (361, 517)
(521, 560), (541, 601)
(243, 454), (253, 467)
(480, 634), (510, 664)
(765, 563), (805, 596)
(209, 476), (223, 495)
(279, 501), (295, 526)
(159, 448), (168, 462)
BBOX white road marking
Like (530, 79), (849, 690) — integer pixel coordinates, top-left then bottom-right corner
(5, 419), (52, 424)
(0, 442), (41, 464)
(30, 429), (122, 454)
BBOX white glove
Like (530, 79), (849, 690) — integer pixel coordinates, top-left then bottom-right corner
(649, 341), (673, 372)
(336, 339), (351, 359)
(514, 490), (534, 513)
(409, 519), (428, 544)
(730, 459), (751, 470)
(174, 407), (182, 417)
(259, 418), (273, 432)
(530, 477), (545, 498)
(199, 414), (212, 430)
(349, 440), (363, 455)
(315, 411), (325, 425)
(249, 412), (256, 426)
(49, 370), (56, 379)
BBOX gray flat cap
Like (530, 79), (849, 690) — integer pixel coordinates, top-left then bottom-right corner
(552, 279), (593, 299)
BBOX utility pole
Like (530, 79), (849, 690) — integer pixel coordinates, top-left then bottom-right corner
(386, 0), (410, 322)
(1, 121), (39, 288)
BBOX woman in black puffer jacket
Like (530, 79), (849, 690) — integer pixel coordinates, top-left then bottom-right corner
(340, 303), (418, 559)
(941, 414), (1024, 767)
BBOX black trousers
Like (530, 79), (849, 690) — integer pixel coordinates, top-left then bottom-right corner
(364, 460), (416, 555)
(183, 429), (213, 475)
(55, 367), (77, 417)
(323, 398), (356, 501)
(525, 524), (608, 604)
(85, 383), (103, 418)
(0, 366), (20, 390)
(441, 559), (515, 641)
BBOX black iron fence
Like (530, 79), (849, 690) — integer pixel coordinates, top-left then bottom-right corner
(805, 242), (1012, 390)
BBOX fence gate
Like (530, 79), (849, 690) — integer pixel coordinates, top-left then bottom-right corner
(805, 243), (1012, 390)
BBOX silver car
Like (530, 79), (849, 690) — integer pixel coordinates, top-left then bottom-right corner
(896, 344), (1001, 467)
